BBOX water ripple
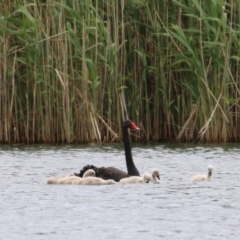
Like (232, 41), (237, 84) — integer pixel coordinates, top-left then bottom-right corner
(0, 143), (240, 239)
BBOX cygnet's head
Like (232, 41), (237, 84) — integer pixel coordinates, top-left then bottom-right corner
(68, 173), (75, 177)
(83, 169), (96, 178)
(143, 172), (152, 183)
(106, 179), (116, 184)
(152, 168), (160, 180)
(207, 165), (213, 172)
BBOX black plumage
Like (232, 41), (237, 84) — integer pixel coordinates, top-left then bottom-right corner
(77, 165), (129, 182)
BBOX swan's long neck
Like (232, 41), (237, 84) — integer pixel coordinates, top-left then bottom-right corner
(123, 127), (140, 176)
(207, 171), (212, 180)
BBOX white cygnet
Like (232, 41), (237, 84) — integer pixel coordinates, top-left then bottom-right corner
(72, 169), (116, 185)
(119, 172), (152, 184)
(57, 176), (81, 184)
(191, 165), (213, 183)
(83, 169), (95, 178)
(151, 168), (160, 183)
(46, 176), (63, 184)
(72, 178), (115, 185)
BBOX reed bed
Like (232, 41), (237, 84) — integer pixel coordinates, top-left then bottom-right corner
(0, 0), (240, 143)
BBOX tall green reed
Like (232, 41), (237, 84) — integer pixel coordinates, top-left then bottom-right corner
(0, 0), (240, 143)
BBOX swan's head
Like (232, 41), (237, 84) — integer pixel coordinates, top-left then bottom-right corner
(207, 165), (213, 172)
(152, 168), (160, 180)
(143, 172), (152, 183)
(122, 120), (139, 130)
(83, 169), (96, 178)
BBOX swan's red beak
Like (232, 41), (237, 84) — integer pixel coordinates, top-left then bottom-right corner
(130, 122), (140, 130)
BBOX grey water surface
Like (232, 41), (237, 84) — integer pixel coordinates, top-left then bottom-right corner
(0, 143), (240, 240)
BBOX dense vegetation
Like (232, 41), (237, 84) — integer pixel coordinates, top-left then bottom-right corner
(0, 0), (240, 143)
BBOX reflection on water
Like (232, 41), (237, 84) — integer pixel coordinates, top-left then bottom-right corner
(0, 143), (240, 239)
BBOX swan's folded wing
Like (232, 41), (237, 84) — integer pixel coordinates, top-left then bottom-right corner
(96, 167), (129, 182)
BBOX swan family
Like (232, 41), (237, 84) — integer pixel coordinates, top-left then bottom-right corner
(73, 120), (140, 181)
(47, 168), (159, 185)
(47, 120), (214, 186)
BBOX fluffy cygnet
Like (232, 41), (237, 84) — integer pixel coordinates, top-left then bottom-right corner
(151, 168), (160, 183)
(47, 172), (80, 184)
(191, 165), (213, 183)
(57, 176), (81, 184)
(119, 172), (152, 184)
(46, 176), (63, 184)
(72, 177), (116, 185)
(71, 169), (115, 185)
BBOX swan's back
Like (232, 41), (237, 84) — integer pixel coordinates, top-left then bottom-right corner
(73, 177), (116, 185)
(191, 174), (208, 182)
(79, 165), (129, 182)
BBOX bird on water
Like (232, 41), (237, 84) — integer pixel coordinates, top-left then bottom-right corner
(74, 120), (140, 182)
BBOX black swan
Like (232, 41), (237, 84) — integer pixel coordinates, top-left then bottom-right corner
(74, 120), (140, 181)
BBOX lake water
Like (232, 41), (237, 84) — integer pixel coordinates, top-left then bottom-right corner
(0, 143), (240, 240)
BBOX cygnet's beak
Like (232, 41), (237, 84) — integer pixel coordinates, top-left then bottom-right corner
(157, 175), (160, 180)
